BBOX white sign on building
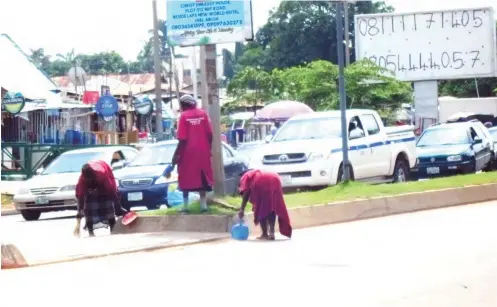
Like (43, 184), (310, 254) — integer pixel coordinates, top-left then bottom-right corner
(354, 7), (497, 81)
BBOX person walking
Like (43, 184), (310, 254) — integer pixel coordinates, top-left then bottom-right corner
(166, 95), (213, 213)
(75, 160), (127, 237)
(238, 169), (292, 240)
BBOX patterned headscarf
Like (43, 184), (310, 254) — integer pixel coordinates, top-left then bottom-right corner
(179, 95), (197, 107)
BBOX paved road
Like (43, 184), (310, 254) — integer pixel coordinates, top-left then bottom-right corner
(1, 206), (156, 244)
(3, 201), (497, 307)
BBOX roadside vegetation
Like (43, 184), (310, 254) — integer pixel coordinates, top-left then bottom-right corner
(142, 171), (497, 216)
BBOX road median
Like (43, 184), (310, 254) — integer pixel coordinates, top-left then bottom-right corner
(117, 179), (497, 234)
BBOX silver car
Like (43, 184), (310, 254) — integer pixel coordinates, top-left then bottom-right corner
(13, 146), (139, 221)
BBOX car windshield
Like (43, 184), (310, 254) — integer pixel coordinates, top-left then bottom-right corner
(273, 117), (342, 142)
(128, 144), (176, 167)
(417, 127), (470, 146)
(42, 152), (105, 175)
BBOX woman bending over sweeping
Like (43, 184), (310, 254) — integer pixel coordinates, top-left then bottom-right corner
(238, 169), (292, 240)
(75, 160), (127, 237)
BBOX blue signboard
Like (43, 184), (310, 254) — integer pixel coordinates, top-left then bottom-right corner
(95, 95), (118, 118)
(166, 0), (253, 47)
(133, 97), (152, 115)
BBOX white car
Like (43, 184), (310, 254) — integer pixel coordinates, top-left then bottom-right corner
(13, 146), (139, 221)
(249, 109), (416, 188)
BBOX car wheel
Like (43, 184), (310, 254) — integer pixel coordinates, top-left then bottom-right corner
(20, 210), (41, 221)
(392, 158), (409, 183)
(484, 153), (495, 171)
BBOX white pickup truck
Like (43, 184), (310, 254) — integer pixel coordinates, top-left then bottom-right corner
(249, 109), (416, 188)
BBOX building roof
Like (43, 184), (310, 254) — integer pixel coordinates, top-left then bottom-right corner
(0, 34), (60, 101)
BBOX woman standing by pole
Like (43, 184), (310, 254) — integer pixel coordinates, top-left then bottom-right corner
(166, 95), (213, 213)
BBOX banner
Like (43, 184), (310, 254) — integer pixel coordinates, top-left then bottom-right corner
(166, 0), (254, 47)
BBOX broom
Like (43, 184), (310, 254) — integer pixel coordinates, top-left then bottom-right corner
(73, 218), (81, 237)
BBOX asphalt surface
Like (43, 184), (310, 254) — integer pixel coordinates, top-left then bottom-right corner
(0, 206), (154, 244)
(2, 201), (497, 307)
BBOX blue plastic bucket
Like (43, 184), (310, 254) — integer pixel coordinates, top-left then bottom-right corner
(231, 221), (249, 240)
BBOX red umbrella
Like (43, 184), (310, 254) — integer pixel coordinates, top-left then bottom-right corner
(254, 100), (313, 122)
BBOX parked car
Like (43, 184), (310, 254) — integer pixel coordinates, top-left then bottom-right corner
(484, 126), (497, 169)
(114, 140), (248, 210)
(411, 121), (493, 179)
(249, 109), (416, 188)
(13, 146), (139, 221)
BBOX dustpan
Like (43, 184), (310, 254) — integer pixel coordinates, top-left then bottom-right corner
(122, 211), (138, 226)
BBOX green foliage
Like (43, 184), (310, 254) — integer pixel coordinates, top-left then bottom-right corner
(233, 1), (393, 72)
(227, 60), (412, 113)
(227, 67), (281, 105)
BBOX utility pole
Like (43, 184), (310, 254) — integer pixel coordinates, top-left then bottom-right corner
(152, 0), (163, 140)
(336, 1), (350, 181)
(168, 48), (173, 106)
(200, 45), (225, 196)
(344, 2), (351, 66)
(192, 47), (198, 100)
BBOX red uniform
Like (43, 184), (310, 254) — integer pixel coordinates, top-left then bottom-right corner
(75, 160), (118, 201)
(239, 170), (292, 238)
(176, 108), (214, 191)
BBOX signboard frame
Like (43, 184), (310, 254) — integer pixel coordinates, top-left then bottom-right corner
(354, 7), (497, 81)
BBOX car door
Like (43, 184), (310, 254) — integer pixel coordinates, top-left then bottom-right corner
(359, 113), (389, 177)
(469, 127), (486, 170)
(348, 116), (370, 179)
(472, 123), (492, 166)
(222, 145), (237, 194)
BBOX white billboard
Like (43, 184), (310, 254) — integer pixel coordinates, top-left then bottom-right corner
(354, 7), (497, 81)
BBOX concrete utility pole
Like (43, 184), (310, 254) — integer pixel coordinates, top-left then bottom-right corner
(152, 0), (163, 140)
(200, 45), (225, 196)
(336, 1), (351, 181)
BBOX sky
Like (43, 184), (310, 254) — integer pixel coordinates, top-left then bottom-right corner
(0, 0), (495, 62)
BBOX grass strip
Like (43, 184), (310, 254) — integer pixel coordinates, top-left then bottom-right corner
(141, 172), (497, 216)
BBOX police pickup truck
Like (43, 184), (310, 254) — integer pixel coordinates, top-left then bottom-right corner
(249, 109), (416, 188)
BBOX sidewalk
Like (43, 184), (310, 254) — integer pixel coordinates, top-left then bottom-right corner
(3, 232), (229, 266)
(1, 208), (18, 216)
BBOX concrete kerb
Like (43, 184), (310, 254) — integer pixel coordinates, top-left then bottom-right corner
(113, 183), (497, 235)
(1, 235), (230, 270)
(1, 209), (19, 216)
(4, 183), (497, 269)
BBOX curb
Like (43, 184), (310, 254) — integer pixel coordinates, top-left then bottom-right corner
(1, 209), (18, 216)
(1, 235), (229, 270)
(116, 183), (497, 235)
(5, 183), (497, 269)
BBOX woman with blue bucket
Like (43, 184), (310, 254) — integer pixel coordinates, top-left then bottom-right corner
(237, 169), (292, 240)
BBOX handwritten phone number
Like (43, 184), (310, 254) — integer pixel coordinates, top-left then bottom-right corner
(367, 50), (483, 73)
(358, 9), (486, 37)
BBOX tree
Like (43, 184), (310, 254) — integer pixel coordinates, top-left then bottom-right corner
(227, 67), (281, 106)
(227, 60), (412, 116)
(236, 1), (393, 71)
(29, 48), (52, 74)
(343, 60), (412, 117)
